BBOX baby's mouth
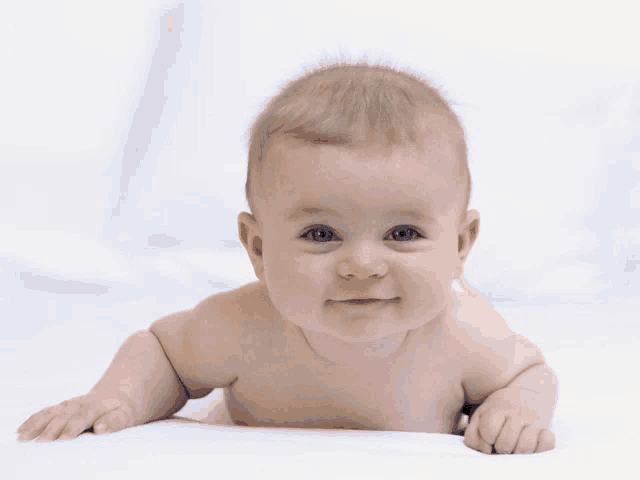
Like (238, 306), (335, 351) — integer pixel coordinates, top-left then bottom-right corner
(330, 297), (401, 305)
(343, 299), (381, 305)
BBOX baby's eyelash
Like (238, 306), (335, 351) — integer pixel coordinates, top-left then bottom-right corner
(300, 225), (426, 242)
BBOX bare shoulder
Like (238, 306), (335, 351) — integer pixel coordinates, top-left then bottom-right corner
(448, 281), (514, 343)
(202, 280), (286, 336)
(149, 281), (272, 399)
(449, 280), (545, 404)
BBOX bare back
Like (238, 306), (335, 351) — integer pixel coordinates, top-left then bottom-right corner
(187, 281), (467, 433)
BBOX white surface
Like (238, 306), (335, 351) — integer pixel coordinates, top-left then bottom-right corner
(2, 1), (639, 479)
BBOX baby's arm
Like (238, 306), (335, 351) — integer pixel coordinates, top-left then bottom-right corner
(17, 321), (191, 441)
(89, 328), (191, 425)
(452, 283), (556, 454)
(18, 293), (243, 442)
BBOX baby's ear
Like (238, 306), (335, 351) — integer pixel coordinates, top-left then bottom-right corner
(238, 212), (257, 248)
(457, 209), (480, 260)
(237, 212), (265, 281)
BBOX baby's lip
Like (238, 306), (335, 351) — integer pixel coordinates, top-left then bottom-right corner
(329, 297), (400, 303)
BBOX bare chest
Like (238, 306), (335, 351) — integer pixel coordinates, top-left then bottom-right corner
(226, 319), (465, 433)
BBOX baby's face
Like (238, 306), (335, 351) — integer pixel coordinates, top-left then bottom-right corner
(241, 134), (478, 343)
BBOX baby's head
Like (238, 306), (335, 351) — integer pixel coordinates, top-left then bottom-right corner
(238, 60), (479, 342)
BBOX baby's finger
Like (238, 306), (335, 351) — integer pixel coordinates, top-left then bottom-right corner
(17, 407), (57, 441)
(35, 415), (72, 442)
(463, 411), (493, 454)
(534, 429), (556, 453)
(493, 418), (526, 454)
(93, 407), (134, 435)
(478, 410), (506, 446)
(513, 425), (539, 454)
(57, 402), (119, 440)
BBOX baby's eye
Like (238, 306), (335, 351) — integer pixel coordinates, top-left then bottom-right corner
(385, 225), (425, 242)
(300, 225), (425, 243)
(301, 225), (339, 243)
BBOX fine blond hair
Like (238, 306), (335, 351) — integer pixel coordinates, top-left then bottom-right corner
(244, 58), (471, 224)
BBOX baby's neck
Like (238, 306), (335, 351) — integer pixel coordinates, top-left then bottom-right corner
(298, 328), (414, 366)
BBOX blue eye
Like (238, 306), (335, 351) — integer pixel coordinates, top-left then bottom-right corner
(388, 225), (424, 242)
(300, 225), (425, 243)
(301, 225), (337, 243)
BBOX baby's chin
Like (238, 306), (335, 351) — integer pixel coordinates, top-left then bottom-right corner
(324, 330), (400, 343)
(283, 295), (452, 343)
(302, 318), (424, 343)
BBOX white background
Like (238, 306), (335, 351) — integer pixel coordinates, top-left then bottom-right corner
(2, 1), (639, 478)
(1, 0), (638, 354)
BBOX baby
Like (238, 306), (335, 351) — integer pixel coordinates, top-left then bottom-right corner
(17, 61), (557, 455)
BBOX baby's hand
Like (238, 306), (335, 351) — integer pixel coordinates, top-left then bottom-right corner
(463, 388), (556, 455)
(16, 392), (136, 442)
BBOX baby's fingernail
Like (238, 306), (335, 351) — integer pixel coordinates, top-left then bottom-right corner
(95, 424), (106, 434)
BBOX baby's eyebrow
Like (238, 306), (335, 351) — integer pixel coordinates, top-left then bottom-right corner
(285, 204), (433, 223)
(286, 205), (344, 222)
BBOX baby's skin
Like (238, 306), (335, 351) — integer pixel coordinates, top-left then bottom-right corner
(17, 135), (557, 454)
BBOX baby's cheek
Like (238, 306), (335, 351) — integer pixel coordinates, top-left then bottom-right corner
(277, 257), (334, 298)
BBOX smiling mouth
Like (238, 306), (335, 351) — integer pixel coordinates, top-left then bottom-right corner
(335, 297), (400, 305)
(343, 299), (381, 304)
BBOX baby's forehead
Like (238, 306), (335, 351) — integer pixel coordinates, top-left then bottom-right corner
(269, 143), (450, 183)
(257, 136), (463, 214)
(276, 144), (458, 190)
(272, 181), (460, 223)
